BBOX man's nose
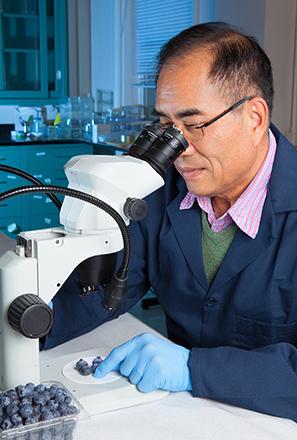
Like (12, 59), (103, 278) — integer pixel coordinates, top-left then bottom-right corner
(178, 139), (196, 157)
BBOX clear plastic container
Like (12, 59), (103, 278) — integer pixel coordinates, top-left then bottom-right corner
(0, 381), (86, 440)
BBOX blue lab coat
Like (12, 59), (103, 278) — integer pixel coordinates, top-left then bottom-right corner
(45, 124), (297, 422)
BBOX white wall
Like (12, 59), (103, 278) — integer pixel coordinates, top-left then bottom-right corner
(0, 106), (18, 126)
(212, 0), (266, 46)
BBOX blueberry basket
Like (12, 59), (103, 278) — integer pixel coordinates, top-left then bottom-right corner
(0, 381), (85, 440)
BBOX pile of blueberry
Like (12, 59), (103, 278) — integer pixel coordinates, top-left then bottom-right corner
(0, 382), (79, 439)
(74, 356), (103, 376)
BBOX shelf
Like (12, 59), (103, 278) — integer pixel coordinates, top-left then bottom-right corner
(2, 13), (38, 19)
(4, 48), (39, 53)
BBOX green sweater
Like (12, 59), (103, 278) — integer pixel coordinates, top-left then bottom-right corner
(201, 210), (237, 284)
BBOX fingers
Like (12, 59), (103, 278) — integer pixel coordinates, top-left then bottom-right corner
(93, 339), (133, 378)
(93, 333), (151, 378)
(93, 333), (162, 393)
(137, 363), (161, 393)
(127, 347), (153, 385)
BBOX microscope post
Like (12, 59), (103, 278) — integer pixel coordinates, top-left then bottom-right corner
(0, 248), (40, 390)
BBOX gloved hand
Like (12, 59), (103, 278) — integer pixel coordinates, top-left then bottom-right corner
(93, 333), (192, 393)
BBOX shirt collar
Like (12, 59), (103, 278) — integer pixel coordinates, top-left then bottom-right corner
(179, 129), (277, 238)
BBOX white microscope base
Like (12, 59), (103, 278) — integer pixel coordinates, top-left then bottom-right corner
(40, 348), (168, 416)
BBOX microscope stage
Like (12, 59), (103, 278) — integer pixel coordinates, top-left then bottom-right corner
(40, 348), (168, 416)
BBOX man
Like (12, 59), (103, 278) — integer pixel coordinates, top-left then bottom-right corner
(47, 22), (297, 422)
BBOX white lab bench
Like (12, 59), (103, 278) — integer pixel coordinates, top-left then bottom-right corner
(41, 313), (297, 440)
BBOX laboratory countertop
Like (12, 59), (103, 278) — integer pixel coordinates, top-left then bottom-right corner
(41, 313), (297, 440)
(0, 137), (92, 147)
(0, 137), (130, 152)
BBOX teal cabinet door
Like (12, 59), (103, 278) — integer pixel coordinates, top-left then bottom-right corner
(0, 146), (24, 236)
(0, 0), (67, 103)
(0, 143), (93, 236)
(22, 143), (93, 229)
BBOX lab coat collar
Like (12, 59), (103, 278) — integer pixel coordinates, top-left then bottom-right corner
(166, 189), (209, 291)
(167, 178), (275, 292)
(269, 124), (297, 213)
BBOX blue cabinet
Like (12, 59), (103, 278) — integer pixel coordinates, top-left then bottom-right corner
(0, 0), (67, 104)
(0, 143), (93, 237)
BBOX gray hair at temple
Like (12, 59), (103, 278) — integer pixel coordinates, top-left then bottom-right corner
(156, 22), (274, 118)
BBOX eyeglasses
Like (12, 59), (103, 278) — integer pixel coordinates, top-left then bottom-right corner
(193, 95), (254, 130)
(156, 95), (254, 138)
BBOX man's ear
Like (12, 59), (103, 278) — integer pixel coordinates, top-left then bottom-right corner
(247, 97), (269, 141)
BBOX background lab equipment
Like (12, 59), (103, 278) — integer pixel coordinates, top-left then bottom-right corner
(0, 124), (188, 414)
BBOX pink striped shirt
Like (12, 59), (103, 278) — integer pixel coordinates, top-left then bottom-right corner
(179, 130), (276, 239)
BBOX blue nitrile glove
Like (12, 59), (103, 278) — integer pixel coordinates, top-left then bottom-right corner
(93, 333), (192, 393)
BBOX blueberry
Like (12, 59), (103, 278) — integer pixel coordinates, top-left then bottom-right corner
(0, 395), (10, 407)
(54, 391), (66, 404)
(21, 397), (33, 405)
(11, 413), (23, 427)
(43, 391), (51, 403)
(51, 423), (63, 437)
(25, 382), (36, 390)
(7, 389), (19, 402)
(67, 405), (79, 415)
(92, 356), (103, 365)
(40, 410), (54, 421)
(52, 409), (61, 418)
(64, 420), (75, 437)
(16, 384), (25, 394)
(20, 403), (33, 419)
(16, 384), (33, 399)
(48, 384), (59, 398)
(24, 415), (39, 425)
(33, 393), (47, 406)
(46, 399), (59, 411)
(75, 359), (88, 370)
(35, 384), (46, 393)
(29, 431), (41, 440)
(32, 406), (41, 417)
(79, 367), (92, 376)
(58, 403), (69, 416)
(6, 402), (18, 416)
(64, 395), (72, 405)
(1, 417), (12, 430)
(40, 428), (52, 440)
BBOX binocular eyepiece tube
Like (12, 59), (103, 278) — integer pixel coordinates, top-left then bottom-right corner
(128, 123), (189, 177)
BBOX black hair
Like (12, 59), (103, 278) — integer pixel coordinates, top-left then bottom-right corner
(156, 22), (274, 116)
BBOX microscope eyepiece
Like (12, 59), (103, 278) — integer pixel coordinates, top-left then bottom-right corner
(128, 123), (164, 158)
(128, 124), (188, 178)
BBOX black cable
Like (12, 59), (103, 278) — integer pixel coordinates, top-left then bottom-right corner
(0, 185), (130, 279)
(0, 164), (62, 209)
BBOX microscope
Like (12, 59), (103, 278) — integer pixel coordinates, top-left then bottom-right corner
(0, 124), (188, 392)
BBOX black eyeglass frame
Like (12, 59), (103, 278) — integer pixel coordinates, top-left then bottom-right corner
(194, 95), (255, 130)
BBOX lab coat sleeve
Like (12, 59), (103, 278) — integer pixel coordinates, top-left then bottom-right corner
(189, 342), (297, 422)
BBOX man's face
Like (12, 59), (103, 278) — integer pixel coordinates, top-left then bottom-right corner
(155, 52), (264, 200)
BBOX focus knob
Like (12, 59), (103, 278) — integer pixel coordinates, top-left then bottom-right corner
(123, 197), (148, 221)
(7, 294), (54, 339)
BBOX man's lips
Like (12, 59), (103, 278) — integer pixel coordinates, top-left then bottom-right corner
(178, 167), (206, 180)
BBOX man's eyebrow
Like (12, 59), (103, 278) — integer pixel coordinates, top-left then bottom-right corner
(152, 107), (204, 118)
